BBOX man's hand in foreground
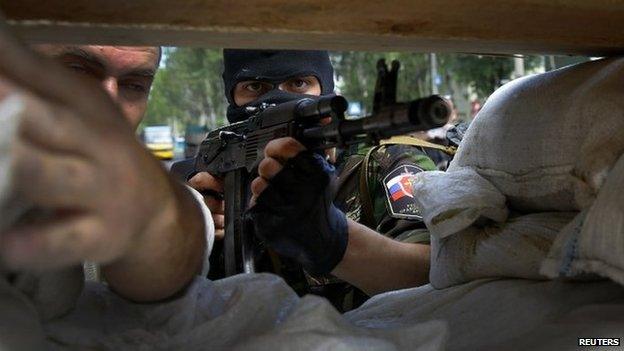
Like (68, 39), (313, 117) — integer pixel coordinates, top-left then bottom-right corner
(0, 24), (206, 302)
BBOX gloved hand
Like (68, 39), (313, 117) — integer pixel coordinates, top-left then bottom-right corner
(247, 149), (348, 275)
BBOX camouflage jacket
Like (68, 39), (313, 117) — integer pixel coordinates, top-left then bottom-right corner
(333, 143), (438, 244)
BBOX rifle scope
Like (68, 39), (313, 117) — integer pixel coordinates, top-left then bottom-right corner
(294, 95), (349, 120)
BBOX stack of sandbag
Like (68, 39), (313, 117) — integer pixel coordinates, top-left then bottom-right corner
(412, 57), (624, 289)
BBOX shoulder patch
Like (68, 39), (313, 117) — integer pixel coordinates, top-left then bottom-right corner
(382, 165), (423, 220)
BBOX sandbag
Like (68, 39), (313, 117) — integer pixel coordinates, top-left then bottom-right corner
(411, 167), (572, 288)
(44, 274), (447, 351)
(0, 274), (47, 351)
(13, 267), (84, 321)
(346, 278), (624, 351)
(429, 212), (577, 289)
(449, 57), (624, 212)
(542, 151), (624, 286)
(412, 168), (508, 239)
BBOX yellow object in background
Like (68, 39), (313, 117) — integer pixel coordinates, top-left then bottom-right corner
(147, 144), (174, 160)
(142, 126), (174, 160)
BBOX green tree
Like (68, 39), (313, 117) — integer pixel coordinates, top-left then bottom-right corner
(332, 52), (544, 117)
(143, 47), (228, 132)
(331, 51), (378, 113)
(437, 54), (543, 100)
(144, 49), (547, 132)
(331, 52), (430, 114)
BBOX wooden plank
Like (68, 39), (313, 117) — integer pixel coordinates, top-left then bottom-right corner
(1, 0), (623, 55)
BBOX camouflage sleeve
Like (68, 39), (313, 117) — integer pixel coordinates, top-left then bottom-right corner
(367, 144), (436, 244)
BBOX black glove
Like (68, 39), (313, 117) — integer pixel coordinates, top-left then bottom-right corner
(246, 151), (348, 275)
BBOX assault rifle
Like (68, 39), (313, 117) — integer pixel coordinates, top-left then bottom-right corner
(174, 60), (451, 277)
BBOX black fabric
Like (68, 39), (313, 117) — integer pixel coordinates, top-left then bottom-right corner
(246, 151), (348, 275)
(222, 49), (334, 123)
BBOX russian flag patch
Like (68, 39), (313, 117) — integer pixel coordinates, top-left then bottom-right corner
(382, 165), (424, 220)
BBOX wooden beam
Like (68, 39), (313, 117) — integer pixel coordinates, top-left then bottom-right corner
(1, 0), (623, 55)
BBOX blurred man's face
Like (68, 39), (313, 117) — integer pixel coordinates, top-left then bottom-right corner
(34, 45), (159, 129)
(232, 75), (321, 106)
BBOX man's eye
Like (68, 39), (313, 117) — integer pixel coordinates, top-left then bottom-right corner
(121, 83), (148, 93)
(66, 63), (90, 75)
(291, 79), (309, 89)
(245, 82), (266, 93)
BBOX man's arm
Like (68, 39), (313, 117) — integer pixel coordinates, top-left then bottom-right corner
(101, 181), (208, 302)
(0, 25), (208, 302)
(332, 219), (429, 296)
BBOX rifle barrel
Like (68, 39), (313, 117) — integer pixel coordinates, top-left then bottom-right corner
(302, 95), (451, 142)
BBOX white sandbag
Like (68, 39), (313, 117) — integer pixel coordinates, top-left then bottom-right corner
(411, 165), (573, 288)
(346, 278), (624, 351)
(233, 296), (446, 351)
(542, 151), (624, 286)
(430, 212), (577, 289)
(412, 168), (508, 239)
(0, 275), (47, 351)
(44, 274), (447, 351)
(13, 267), (84, 321)
(449, 57), (624, 212)
(489, 303), (624, 351)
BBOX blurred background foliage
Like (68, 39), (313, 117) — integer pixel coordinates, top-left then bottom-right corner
(141, 48), (581, 134)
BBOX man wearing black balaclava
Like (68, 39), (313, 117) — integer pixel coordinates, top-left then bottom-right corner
(189, 50), (337, 241)
(222, 49), (335, 123)
(189, 50), (432, 300)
